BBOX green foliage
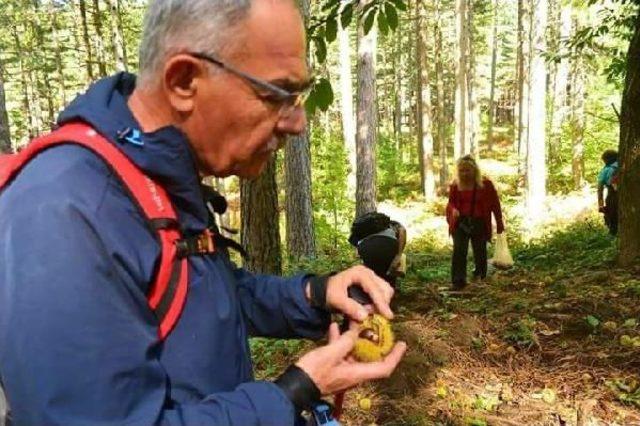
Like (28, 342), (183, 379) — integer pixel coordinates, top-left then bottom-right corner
(503, 316), (537, 348)
(377, 133), (422, 201)
(309, 127), (353, 253)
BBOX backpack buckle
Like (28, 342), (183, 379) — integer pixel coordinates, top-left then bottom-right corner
(176, 229), (215, 258)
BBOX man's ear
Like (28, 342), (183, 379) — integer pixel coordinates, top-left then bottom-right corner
(163, 54), (208, 113)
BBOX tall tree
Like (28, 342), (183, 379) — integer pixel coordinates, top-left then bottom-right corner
(92, 0), (108, 77)
(338, 0), (357, 198)
(284, 0), (315, 260)
(416, 1), (436, 200)
(434, 0), (449, 190)
(516, 0), (530, 174)
(355, 2), (378, 218)
(525, 0), (547, 220)
(454, 0), (470, 160)
(106, 0), (128, 72)
(549, 2), (571, 162)
(618, 12), (640, 267)
(240, 157), (282, 275)
(487, 0), (500, 151)
(79, 0), (95, 82)
(569, 52), (586, 189)
(0, 57), (11, 154)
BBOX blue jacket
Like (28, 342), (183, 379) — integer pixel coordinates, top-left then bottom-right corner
(0, 73), (330, 425)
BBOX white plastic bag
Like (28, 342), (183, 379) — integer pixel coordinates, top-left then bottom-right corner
(491, 233), (514, 269)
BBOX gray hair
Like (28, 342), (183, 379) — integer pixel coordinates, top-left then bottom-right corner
(138, 0), (253, 87)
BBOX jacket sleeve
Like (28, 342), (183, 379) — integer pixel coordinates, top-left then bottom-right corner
(486, 180), (505, 234)
(0, 151), (296, 426)
(233, 268), (331, 340)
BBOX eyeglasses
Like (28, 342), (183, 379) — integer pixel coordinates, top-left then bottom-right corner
(189, 52), (311, 118)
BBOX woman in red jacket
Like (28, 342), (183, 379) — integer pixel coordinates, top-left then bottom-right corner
(446, 155), (505, 290)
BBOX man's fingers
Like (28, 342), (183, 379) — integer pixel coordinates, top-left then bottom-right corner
(328, 322), (340, 343)
(359, 275), (394, 320)
(342, 298), (369, 322)
(348, 342), (408, 381)
(329, 327), (359, 359)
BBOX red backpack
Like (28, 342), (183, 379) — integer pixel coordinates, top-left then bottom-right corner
(0, 122), (204, 340)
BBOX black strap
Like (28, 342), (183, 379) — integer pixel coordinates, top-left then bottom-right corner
(153, 256), (182, 324)
(274, 365), (321, 415)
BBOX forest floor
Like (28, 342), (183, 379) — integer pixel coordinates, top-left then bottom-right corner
(253, 155), (640, 425)
(340, 211), (640, 426)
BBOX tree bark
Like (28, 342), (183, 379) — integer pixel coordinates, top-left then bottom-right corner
(0, 57), (11, 154)
(570, 52), (586, 189)
(454, 0), (470, 160)
(92, 0), (108, 77)
(283, 0), (315, 260)
(516, 0), (530, 177)
(416, 1), (436, 200)
(487, 0), (499, 152)
(434, 0), (449, 190)
(51, 6), (67, 107)
(355, 2), (378, 218)
(525, 0), (547, 221)
(106, 0), (128, 72)
(550, 3), (571, 163)
(338, 0), (357, 199)
(618, 13), (640, 267)
(240, 157), (282, 275)
(79, 0), (95, 82)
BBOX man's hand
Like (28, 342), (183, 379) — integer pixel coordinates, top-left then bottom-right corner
(451, 208), (460, 220)
(296, 323), (407, 395)
(324, 266), (394, 321)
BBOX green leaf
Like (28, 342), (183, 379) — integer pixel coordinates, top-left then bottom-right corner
(586, 315), (601, 328)
(378, 10), (389, 35)
(388, 0), (408, 12)
(315, 78), (335, 111)
(325, 18), (338, 42)
(363, 9), (376, 35)
(322, 0), (340, 12)
(384, 3), (399, 30)
(314, 37), (327, 63)
(341, 2), (354, 28)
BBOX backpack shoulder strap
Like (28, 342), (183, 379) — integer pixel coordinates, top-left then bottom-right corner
(0, 122), (188, 340)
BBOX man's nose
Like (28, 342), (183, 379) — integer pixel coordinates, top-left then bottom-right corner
(276, 107), (307, 136)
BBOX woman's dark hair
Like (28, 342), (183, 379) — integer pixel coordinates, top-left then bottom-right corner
(602, 150), (618, 166)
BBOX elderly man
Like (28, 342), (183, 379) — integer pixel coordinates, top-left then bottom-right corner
(0, 0), (406, 425)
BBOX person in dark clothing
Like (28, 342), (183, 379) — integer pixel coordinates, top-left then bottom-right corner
(597, 150), (619, 236)
(0, 1), (406, 425)
(446, 155), (505, 290)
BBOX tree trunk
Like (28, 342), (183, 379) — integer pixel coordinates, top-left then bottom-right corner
(13, 25), (38, 139)
(106, 0), (129, 72)
(487, 0), (499, 152)
(466, 0), (479, 158)
(0, 57), (11, 154)
(525, 0), (547, 221)
(355, 2), (378, 218)
(338, 0), (357, 199)
(516, 0), (530, 177)
(549, 3), (571, 163)
(454, 0), (469, 160)
(618, 13), (640, 267)
(434, 0), (449, 190)
(79, 0), (95, 82)
(570, 52), (586, 189)
(240, 157), (282, 275)
(92, 0), (108, 77)
(31, 0), (56, 130)
(283, 0), (315, 260)
(416, 1), (436, 200)
(52, 6), (67, 107)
